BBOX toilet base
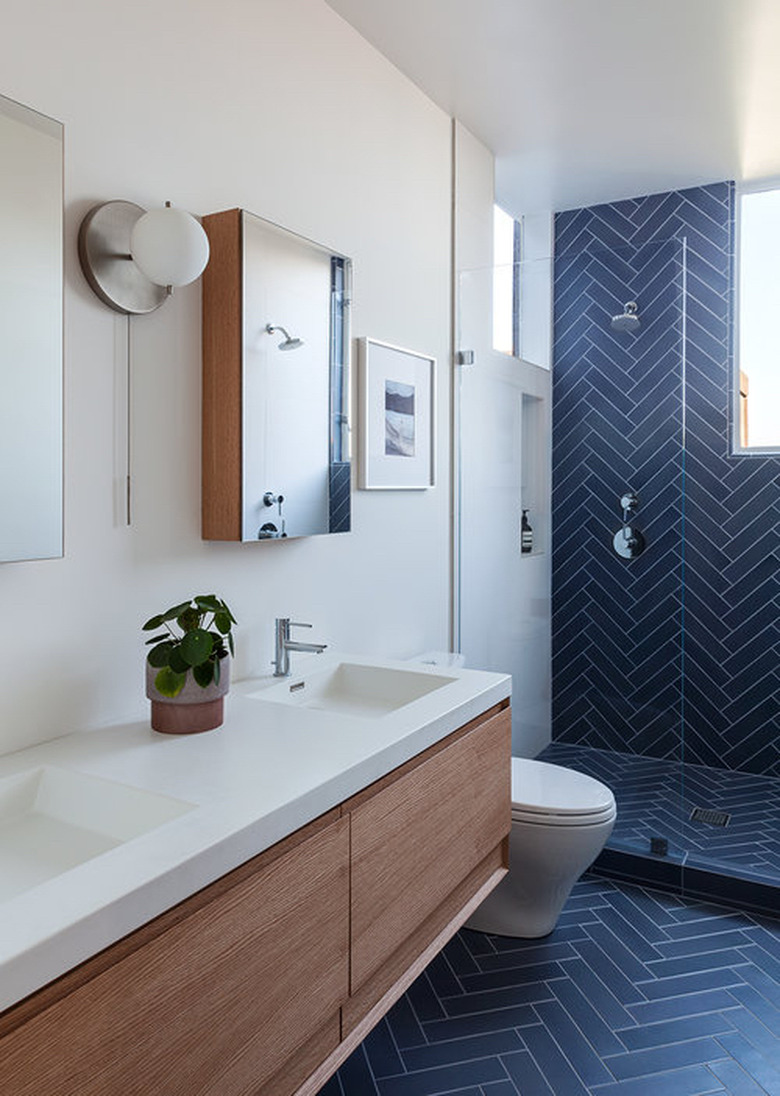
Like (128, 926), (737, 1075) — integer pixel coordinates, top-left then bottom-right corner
(464, 868), (567, 938)
(462, 885), (560, 938)
(465, 812), (615, 939)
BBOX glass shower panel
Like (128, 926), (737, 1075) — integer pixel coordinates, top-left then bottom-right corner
(549, 237), (688, 869)
(456, 260), (552, 761)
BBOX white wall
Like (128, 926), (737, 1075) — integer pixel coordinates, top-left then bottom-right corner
(0, 0), (453, 753)
(453, 122), (552, 758)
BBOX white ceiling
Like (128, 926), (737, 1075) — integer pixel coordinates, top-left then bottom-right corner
(325, 0), (780, 214)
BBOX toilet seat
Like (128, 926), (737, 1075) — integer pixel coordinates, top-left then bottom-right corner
(511, 758), (616, 828)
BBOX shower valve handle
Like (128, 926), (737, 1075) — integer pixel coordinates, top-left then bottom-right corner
(613, 491), (644, 559)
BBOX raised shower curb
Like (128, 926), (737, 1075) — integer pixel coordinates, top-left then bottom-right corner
(592, 848), (780, 920)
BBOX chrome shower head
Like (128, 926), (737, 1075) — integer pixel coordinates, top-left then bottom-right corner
(265, 323), (304, 351)
(611, 301), (640, 333)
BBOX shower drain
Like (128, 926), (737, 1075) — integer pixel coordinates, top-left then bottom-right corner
(690, 807), (731, 827)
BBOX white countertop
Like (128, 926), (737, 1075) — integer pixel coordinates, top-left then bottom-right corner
(0, 654), (510, 1014)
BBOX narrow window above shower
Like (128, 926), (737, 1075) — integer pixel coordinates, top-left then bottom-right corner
(493, 204), (520, 356)
(735, 185), (780, 452)
(491, 206), (552, 370)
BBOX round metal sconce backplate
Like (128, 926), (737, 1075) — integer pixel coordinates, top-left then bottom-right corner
(78, 200), (168, 315)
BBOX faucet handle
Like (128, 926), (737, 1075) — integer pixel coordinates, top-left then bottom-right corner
(288, 621), (312, 630)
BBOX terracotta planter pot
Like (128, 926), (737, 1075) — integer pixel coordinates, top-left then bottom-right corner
(145, 659), (230, 734)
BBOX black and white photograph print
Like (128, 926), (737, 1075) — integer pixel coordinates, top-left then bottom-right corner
(384, 380), (416, 457)
(359, 338), (435, 490)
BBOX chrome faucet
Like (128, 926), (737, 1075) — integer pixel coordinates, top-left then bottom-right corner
(273, 618), (327, 677)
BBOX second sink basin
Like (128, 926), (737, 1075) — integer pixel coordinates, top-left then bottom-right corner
(0, 766), (195, 902)
(255, 661), (457, 717)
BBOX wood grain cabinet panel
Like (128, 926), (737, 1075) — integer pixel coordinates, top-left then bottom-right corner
(0, 815), (349, 1096)
(0, 702), (511, 1096)
(201, 208), (243, 541)
(349, 706), (511, 993)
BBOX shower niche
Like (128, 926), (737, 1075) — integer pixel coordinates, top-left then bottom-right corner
(519, 392), (547, 557)
(201, 209), (352, 542)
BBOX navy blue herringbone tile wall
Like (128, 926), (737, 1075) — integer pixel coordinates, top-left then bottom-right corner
(552, 182), (780, 778)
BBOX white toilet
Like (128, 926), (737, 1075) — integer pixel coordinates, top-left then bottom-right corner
(467, 758), (616, 938)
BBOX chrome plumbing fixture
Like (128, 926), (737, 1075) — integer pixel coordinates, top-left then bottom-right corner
(265, 323), (303, 351)
(273, 618), (327, 677)
(258, 491), (286, 539)
(612, 491), (645, 559)
(611, 300), (640, 333)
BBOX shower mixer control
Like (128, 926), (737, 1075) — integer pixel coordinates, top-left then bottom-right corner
(613, 490), (645, 559)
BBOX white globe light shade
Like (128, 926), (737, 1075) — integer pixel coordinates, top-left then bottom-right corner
(130, 206), (210, 287)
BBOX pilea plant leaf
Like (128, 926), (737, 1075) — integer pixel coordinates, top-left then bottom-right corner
(147, 641), (174, 668)
(193, 661), (215, 688)
(144, 633), (169, 646)
(214, 611), (231, 635)
(176, 607), (201, 633)
(195, 594), (221, 612)
(162, 602), (192, 623)
(180, 628), (213, 667)
(154, 667), (187, 698)
(168, 646), (190, 674)
(142, 614), (165, 632)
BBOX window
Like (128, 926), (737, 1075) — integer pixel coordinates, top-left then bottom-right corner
(492, 204), (521, 356)
(736, 187), (780, 451)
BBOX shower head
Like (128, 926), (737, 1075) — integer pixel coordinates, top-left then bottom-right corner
(611, 301), (640, 333)
(265, 323), (304, 351)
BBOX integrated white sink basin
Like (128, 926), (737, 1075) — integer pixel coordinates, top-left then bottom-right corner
(254, 661), (457, 717)
(0, 766), (195, 902)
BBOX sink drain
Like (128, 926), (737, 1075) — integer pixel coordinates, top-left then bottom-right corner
(690, 807), (731, 827)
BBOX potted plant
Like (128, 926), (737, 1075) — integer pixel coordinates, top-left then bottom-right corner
(142, 595), (236, 734)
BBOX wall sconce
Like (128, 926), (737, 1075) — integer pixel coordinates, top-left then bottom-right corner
(77, 199), (210, 314)
(77, 199), (210, 527)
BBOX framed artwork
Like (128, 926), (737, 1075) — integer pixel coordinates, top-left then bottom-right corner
(358, 338), (436, 489)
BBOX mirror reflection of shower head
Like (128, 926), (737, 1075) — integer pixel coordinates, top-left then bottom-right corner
(265, 323), (304, 351)
(611, 301), (640, 333)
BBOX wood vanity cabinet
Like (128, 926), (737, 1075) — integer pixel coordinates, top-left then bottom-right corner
(0, 811), (350, 1096)
(0, 701), (510, 1096)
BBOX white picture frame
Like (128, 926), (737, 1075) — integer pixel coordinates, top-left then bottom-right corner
(358, 338), (436, 490)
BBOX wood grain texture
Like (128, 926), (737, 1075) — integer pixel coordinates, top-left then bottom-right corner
(263, 1017), (340, 1096)
(342, 847), (507, 1038)
(299, 860), (507, 1095)
(202, 208), (243, 540)
(349, 706), (511, 994)
(341, 700), (509, 813)
(0, 806), (341, 1042)
(0, 816), (349, 1096)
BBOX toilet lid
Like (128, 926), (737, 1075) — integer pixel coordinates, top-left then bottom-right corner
(511, 758), (616, 819)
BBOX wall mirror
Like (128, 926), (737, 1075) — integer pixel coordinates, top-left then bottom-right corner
(202, 209), (351, 541)
(0, 93), (63, 561)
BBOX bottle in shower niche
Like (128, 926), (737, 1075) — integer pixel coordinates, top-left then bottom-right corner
(521, 509), (533, 554)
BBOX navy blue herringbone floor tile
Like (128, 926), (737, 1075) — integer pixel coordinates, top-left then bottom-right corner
(330, 876), (780, 1096)
(537, 742), (780, 893)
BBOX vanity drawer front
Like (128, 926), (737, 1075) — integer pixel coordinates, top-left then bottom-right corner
(349, 706), (511, 994)
(0, 814), (350, 1096)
